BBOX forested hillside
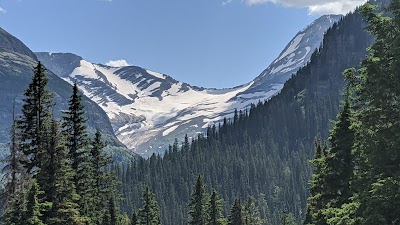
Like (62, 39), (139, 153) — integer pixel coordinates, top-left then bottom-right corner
(305, 0), (400, 224)
(118, 7), (374, 225)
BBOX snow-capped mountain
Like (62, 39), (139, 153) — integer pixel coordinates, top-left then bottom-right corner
(236, 15), (342, 98)
(36, 15), (340, 156)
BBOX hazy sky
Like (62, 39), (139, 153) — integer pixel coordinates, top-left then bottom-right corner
(0, 0), (365, 88)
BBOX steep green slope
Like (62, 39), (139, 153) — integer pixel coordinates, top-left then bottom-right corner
(118, 9), (374, 225)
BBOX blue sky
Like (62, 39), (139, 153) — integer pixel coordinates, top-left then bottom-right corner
(0, 0), (365, 88)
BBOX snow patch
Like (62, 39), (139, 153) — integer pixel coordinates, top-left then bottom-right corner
(277, 33), (305, 61)
(147, 70), (165, 80)
(163, 125), (179, 136)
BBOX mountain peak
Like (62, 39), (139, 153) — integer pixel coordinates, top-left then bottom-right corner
(0, 27), (38, 60)
(236, 14), (341, 97)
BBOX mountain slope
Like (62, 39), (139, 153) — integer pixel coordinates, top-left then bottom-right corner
(0, 28), (130, 160)
(118, 9), (374, 225)
(37, 15), (340, 157)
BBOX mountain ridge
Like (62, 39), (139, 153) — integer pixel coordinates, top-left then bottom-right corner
(36, 15), (341, 156)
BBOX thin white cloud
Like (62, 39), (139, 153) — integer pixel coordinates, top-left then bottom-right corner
(222, 0), (233, 6)
(243, 0), (367, 15)
(105, 59), (131, 67)
(0, 6), (6, 14)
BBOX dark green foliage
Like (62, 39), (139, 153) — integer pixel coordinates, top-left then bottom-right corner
(91, 130), (117, 224)
(46, 120), (85, 225)
(24, 181), (47, 225)
(109, 196), (118, 225)
(324, 92), (354, 208)
(304, 1), (400, 224)
(344, 1), (400, 223)
(227, 199), (242, 225)
(188, 175), (209, 225)
(206, 190), (226, 225)
(242, 197), (263, 225)
(2, 62), (121, 225)
(62, 83), (95, 219)
(131, 211), (138, 225)
(281, 213), (296, 225)
(303, 141), (328, 225)
(62, 82), (89, 173)
(18, 61), (53, 173)
(137, 187), (161, 225)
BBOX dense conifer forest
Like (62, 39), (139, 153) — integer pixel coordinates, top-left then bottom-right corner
(3, 0), (400, 225)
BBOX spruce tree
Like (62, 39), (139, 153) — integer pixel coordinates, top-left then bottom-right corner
(206, 190), (226, 225)
(46, 120), (85, 225)
(4, 188), (26, 225)
(2, 111), (25, 198)
(91, 130), (114, 223)
(18, 61), (53, 173)
(62, 83), (94, 219)
(303, 141), (328, 225)
(131, 211), (138, 225)
(324, 91), (354, 207)
(242, 197), (263, 225)
(281, 213), (296, 225)
(188, 175), (209, 225)
(24, 181), (46, 225)
(228, 199), (243, 225)
(62, 83), (88, 173)
(2, 108), (27, 221)
(341, 1), (400, 223)
(137, 187), (161, 225)
(109, 196), (118, 225)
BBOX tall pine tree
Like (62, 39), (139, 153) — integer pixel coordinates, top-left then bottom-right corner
(228, 199), (243, 225)
(18, 61), (53, 173)
(242, 197), (263, 225)
(206, 190), (226, 225)
(188, 175), (209, 225)
(62, 83), (94, 219)
(137, 187), (161, 225)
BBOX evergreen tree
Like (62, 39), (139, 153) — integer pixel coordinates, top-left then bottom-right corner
(62, 83), (94, 219)
(304, 93), (355, 225)
(281, 213), (296, 225)
(323, 91), (354, 208)
(4, 188), (26, 225)
(24, 181), (46, 225)
(188, 175), (209, 225)
(341, 1), (400, 223)
(304, 141), (328, 225)
(242, 197), (263, 225)
(2, 105), (28, 223)
(109, 196), (118, 225)
(228, 199), (243, 225)
(46, 120), (85, 225)
(206, 190), (226, 225)
(137, 187), (161, 225)
(91, 130), (114, 224)
(62, 82), (89, 175)
(131, 211), (138, 225)
(18, 61), (53, 173)
(2, 109), (25, 199)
